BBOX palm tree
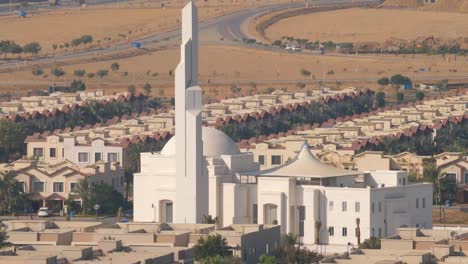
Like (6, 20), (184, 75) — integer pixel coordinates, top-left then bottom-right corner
(75, 179), (92, 215)
(281, 233), (297, 248)
(0, 226), (11, 249)
(0, 172), (22, 215)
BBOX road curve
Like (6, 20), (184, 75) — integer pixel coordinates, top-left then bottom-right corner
(0, 0), (381, 70)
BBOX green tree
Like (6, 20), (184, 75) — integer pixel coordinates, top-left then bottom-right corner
(272, 233), (322, 263)
(128, 84), (136, 95)
(415, 91), (425, 101)
(377, 77), (390, 86)
(22, 42), (41, 56)
(0, 172), (25, 215)
(70, 80), (86, 92)
(258, 255), (277, 264)
(0, 120), (25, 161)
(200, 255), (241, 264)
(73, 69), (86, 77)
(359, 237), (381, 249)
(51, 67), (65, 78)
(375, 91), (386, 108)
(110, 62), (120, 72)
(194, 234), (230, 261)
(89, 182), (126, 214)
(201, 214), (218, 224)
(0, 40), (22, 60)
(75, 179), (92, 214)
(390, 74), (412, 86)
(143, 82), (152, 96)
(436, 79), (448, 93)
(396, 92), (404, 104)
(96, 70), (109, 90)
(0, 226), (11, 249)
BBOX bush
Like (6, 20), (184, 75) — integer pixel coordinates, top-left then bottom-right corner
(74, 69), (86, 77)
(415, 91), (425, 101)
(23, 42), (41, 55)
(31, 68), (43, 76)
(396, 92), (404, 104)
(86, 73), (95, 79)
(271, 40), (282, 46)
(360, 237), (381, 249)
(377, 77), (390, 86)
(51, 67), (65, 78)
(70, 80), (86, 92)
(127, 84), (136, 95)
(194, 234), (229, 261)
(110, 62), (120, 72)
(71, 35), (94, 46)
(375, 91), (385, 108)
(390, 74), (412, 85)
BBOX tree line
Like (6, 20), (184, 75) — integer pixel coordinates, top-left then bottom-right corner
(0, 40), (41, 59)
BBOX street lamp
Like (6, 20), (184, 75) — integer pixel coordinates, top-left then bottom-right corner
(94, 203), (100, 222)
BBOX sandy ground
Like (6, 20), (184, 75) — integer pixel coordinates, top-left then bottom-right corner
(0, 0), (288, 55)
(263, 8), (468, 43)
(433, 208), (468, 225)
(0, 45), (467, 95)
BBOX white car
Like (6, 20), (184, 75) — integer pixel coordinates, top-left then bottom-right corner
(37, 207), (53, 217)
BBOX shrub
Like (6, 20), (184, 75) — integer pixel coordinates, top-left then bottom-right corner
(31, 68), (44, 76)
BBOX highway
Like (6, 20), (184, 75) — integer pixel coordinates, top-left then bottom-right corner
(0, 0), (380, 70)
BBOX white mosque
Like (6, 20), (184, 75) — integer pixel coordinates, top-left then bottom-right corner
(133, 1), (433, 249)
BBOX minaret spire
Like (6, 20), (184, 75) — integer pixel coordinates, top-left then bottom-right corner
(174, 0), (207, 224)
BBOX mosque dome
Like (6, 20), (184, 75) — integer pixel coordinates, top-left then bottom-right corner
(160, 127), (241, 157)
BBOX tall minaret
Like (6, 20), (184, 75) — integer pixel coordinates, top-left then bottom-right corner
(174, 1), (207, 223)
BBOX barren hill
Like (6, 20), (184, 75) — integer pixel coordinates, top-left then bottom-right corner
(383, 0), (468, 12)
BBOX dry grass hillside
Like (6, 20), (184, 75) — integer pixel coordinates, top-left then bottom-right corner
(421, 0), (468, 12)
(382, 0), (421, 8)
(383, 0), (468, 12)
(263, 8), (468, 43)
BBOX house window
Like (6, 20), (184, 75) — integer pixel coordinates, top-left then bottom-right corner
(70, 182), (78, 193)
(378, 228), (382, 237)
(342, 201), (347, 212)
(378, 202), (382, 212)
(464, 173), (468, 184)
(416, 198), (419, 208)
(33, 181), (44, 192)
(49, 148), (56, 158)
(329, 201), (334, 211)
(252, 204), (258, 224)
(371, 202), (375, 214)
(95, 152), (102, 162)
(53, 182), (64, 193)
(402, 178), (406, 185)
(107, 152), (118, 162)
(342, 227), (347, 237)
(371, 228), (375, 237)
(33, 148), (44, 157)
(298, 206), (306, 237)
(355, 202), (360, 213)
(78, 152), (89, 163)
(271, 155), (281, 165)
(258, 155), (265, 165)
(446, 173), (456, 182)
(422, 198), (426, 208)
(328, 226), (334, 236)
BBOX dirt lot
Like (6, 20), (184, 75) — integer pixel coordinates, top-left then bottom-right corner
(263, 8), (468, 43)
(433, 208), (468, 225)
(1, 45), (467, 95)
(0, 0), (287, 55)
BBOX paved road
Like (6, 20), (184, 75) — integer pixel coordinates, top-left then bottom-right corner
(0, 0), (380, 70)
(0, 0), (128, 14)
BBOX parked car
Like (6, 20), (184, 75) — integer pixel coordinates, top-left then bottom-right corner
(37, 207), (53, 217)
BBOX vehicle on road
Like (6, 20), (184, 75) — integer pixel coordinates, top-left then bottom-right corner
(38, 207), (53, 217)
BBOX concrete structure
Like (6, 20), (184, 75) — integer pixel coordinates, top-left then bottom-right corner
(0, 159), (124, 212)
(0, 220), (280, 264)
(321, 227), (468, 263)
(133, 0), (434, 253)
(174, 1), (206, 224)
